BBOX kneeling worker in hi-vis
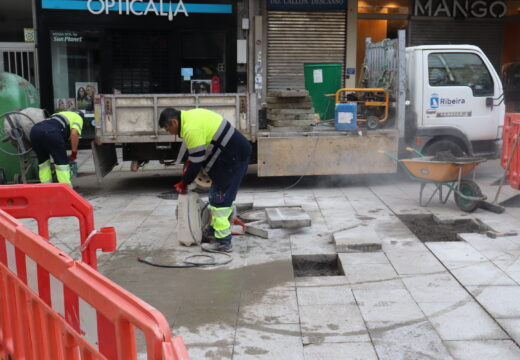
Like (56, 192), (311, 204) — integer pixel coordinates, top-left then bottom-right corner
(29, 111), (84, 187)
(159, 107), (252, 252)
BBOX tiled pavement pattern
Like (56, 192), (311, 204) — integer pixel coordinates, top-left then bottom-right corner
(31, 150), (520, 359)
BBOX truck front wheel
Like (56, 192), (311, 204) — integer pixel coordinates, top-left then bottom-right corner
(423, 140), (466, 157)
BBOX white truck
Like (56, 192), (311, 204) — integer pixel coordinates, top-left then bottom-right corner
(91, 30), (504, 182)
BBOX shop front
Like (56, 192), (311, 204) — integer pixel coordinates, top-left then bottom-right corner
(36, 0), (237, 139)
(265, 0), (348, 91)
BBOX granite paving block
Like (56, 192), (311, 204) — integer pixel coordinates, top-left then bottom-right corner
(182, 346), (233, 360)
(265, 207), (311, 229)
(367, 320), (453, 360)
(426, 242), (487, 264)
(245, 220), (274, 239)
(299, 304), (370, 344)
(234, 323), (303, 360)
(468, 285), (520, 318)
(496, 319), (520, 344)
(239, 289), (299, 324)
(445, 340), (520, 360)
(418, 301), (508, 340)
(354, 289), (425, 323)
(401, 273), (471, 304)
(296, 286), (355, 306)
(303, 342), (378, 360)
(295, 275), (349, 287)
(333, 226), (382, 253)
(343, 263), (398, 286)
(338, 253), (389, 265)
(289, 232), (335, 255)
(385, 250), (446, 275)
(450, 261), (516, 286)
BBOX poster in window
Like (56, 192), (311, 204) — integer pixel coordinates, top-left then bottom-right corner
(75, 82), (98, 111)
(191, 80), (212, 94)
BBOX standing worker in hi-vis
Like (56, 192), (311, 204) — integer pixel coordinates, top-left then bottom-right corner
(29, 111), (84, 187)
(159, 107), (251, 252)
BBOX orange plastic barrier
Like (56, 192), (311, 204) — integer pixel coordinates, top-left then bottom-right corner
(0, 208), (189, 360)
(501, 113), (520, 189)
(0, 184), (116, 269)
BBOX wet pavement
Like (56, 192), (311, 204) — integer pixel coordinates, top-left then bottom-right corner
(36, 150), (520, 359)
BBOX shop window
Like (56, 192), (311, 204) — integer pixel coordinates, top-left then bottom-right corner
(111, 31), (170, 94)
(180, 31), (226, 94)
(358, 0), (409, 14)
(428, 53), (494, 97)
(50, 30), (100, 113)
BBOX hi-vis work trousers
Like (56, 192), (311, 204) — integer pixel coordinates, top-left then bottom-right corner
(29, 122), (72, 187)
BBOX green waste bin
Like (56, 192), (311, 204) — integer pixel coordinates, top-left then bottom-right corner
(304, 63), (342, 121)
(0, 72), (40, 184)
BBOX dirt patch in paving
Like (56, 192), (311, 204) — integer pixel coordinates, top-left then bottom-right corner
(292, 255), (342, 277)
(397, 214), (488, 242)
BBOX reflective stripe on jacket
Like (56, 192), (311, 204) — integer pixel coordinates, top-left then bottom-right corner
(179, 108), (235, 173)
(50, 111), (84, 137)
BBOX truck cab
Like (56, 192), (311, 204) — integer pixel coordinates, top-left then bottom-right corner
(406, 45), (505, 157)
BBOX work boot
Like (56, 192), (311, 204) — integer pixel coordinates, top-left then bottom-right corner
(201, 241), (233, 253)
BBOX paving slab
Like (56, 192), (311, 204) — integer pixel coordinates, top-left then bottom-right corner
(468, 285), (520, 318)
(450, 261), (517, 286)
(333, 225), (382, 253)
(385, 250), (446, 275)
(496, 319), (520, 344)
(296, 285), (355, 306)
(234, 323), (304, 360)
(303, 342), (378, 360)
(342, 263), (399, 288)
(338, 252), (389, 265)
(367, 320), (453, 360)
(354, 289), (425, 323)
(418, 301), (508, 340)
(444, 340), (520, 360)
(401, 273), (471, 304)
(265, 207), (311, 228)
(299, 304), (370, 344)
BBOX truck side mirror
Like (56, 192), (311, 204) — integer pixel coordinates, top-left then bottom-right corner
(486, 97), (494, 109)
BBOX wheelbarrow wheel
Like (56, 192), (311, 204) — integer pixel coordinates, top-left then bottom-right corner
(454, 180), (482, 212)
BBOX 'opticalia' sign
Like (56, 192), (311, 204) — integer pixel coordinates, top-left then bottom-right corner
(41, 0), (233, 18)
(267, 0), (347, 11)
(414, 0), (507, 18)
(87, 0), (188, 18)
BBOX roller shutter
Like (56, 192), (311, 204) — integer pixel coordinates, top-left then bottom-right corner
(267, 10), (346, 90)
(410, 20), (503, 71)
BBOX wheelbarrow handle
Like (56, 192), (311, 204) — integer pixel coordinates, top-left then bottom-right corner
(378, 150), (400, 162)
(406, 147), (425, 157)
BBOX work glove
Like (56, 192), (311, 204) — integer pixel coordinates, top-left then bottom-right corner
(68, 151), (78, 162)
(174, 180), (187, 195)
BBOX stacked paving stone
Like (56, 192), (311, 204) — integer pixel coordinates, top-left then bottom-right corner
(266, 89), (317, 130)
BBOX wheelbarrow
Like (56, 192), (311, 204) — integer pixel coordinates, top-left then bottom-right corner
(380, 148), (487, 212)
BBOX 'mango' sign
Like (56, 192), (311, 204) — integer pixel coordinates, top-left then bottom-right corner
(414, 0), (507, 18)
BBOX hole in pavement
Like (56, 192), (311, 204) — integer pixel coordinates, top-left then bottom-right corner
(397, 214), (489, 242)
(292, 255), (343, 277)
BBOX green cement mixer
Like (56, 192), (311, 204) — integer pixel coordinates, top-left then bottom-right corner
(0, 72), (40, 184)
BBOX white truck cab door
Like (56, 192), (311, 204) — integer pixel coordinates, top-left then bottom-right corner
(423, 51), (500, 141)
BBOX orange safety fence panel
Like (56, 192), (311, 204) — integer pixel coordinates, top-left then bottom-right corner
(0, 184), (116, 270)
(501, 113), (520, 189)
(0, 203), (189, 360)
